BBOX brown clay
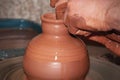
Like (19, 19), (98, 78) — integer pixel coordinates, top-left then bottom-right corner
(50, 0), (58, 7)
(50, 0), (67, 19)
(106, 33), (120, 43)
(23, 13), (89, 80)
(51, 0), (120, 56)
(55, 0), (67, 19)
(88, 35), (120, 56)
(55, 2), (67, 19)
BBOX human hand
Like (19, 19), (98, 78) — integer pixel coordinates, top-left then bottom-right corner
(88, 33), (120, 56)
(50, 0), (120, 34)
(50, 0), (120, 56)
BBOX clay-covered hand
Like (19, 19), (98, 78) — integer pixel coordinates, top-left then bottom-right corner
(50, 0), (120, 56)
(50, 0), (68, 19)
(50, 0), (120, 35)
(88, 33), (120, 56)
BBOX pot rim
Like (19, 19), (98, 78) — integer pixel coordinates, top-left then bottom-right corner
(41, 13), (64, 24)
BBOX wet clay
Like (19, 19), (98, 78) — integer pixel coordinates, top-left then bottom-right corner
(23, 13), (89, 80)
(50, 0), (67, 19)
(106, 33), (120, 43)
(50, 0), (58, 7)
(89, 34), (120, 56)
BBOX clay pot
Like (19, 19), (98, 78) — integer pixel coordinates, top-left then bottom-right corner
(23, 13), (89, 80)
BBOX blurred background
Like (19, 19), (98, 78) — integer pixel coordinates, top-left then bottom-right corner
(0, 0), (55, 59)
(0, 0), (54, 23)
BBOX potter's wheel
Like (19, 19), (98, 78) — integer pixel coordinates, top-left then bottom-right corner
(0, 57), (25, 80)
(0, 56), (120, 80)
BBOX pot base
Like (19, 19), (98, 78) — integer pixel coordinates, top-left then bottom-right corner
(0, 56), (120, 80)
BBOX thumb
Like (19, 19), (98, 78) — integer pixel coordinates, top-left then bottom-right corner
(50, 0), (58, 7)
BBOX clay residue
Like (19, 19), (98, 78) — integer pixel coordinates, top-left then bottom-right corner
(88, 33), (120, 56)
(105, 0), (120, 31)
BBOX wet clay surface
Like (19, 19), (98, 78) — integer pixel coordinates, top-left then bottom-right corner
(88, 32), (120, 56)
(1, 56), (120, 80)
(50, 0), (67, 19)
(23, 13), (89, 80)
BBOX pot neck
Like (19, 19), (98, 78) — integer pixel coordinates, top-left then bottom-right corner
(41, 13), (69, 36)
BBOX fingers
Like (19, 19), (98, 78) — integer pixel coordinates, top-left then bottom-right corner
(75, 30), (91, 37)
(50, 0), (58, 7)
(50, 0), (68, 19)
(64, 14), (98, 33)
(88, 35), (120, 56)
(55, 1), (67, 19)
(50, 0), (68, 8)
(64, 14), (97, 36)
(106, 33), (120, 43)
(105, 38), (120, 56)
(55, 0), (68, 19)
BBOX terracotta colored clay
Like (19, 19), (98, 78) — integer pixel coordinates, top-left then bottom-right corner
(88, 34), (120, 56)
(55, 2), (67, 19)
(50, 0), (58, 7)
(51, 0), (120, 31)
(23, 13), (89, 80)
(55, 0), (67, 19)
(106, 33), (120, 43)
(50, 0), (67, 19)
